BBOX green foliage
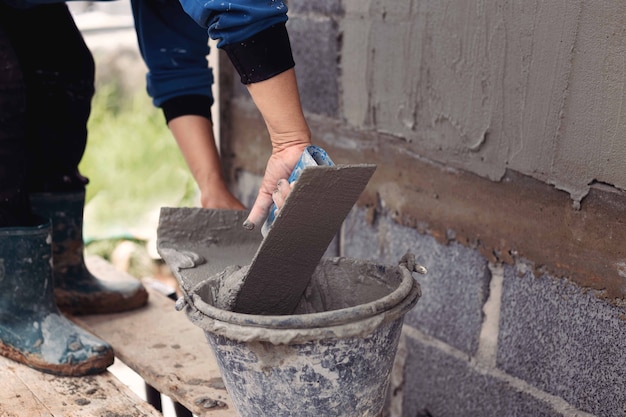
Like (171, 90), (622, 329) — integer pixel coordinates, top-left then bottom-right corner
(79, 82), (198, 243)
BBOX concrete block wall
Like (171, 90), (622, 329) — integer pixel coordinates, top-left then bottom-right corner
(342, 207), (625, 417)
(221, 1), (626, 416)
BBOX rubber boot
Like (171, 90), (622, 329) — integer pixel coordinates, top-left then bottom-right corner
(0, 218), (114, 376)
(30, 191), (149, 315)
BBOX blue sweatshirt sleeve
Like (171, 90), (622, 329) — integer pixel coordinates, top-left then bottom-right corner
(1, 0), (116, 7)
(178, 0), (287, 47)
(131, 0), (214, 116)
(178, 0), (295, 84)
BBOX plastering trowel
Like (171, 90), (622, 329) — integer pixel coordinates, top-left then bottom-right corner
(157, 148), (376, 315)
(261, 145), (335, 237)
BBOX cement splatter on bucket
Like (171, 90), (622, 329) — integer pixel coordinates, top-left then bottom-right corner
(178, 256), (422, 417)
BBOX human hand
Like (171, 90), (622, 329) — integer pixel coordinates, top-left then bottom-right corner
(270, 178), (293, 214)
(243, 143), (308, 230)
(242, 68), (311, 230)
(199, 185), (246, 210)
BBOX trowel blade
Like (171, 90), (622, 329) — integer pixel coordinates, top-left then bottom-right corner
(234, 164), (377, 315)
(156, 208), (262, 298)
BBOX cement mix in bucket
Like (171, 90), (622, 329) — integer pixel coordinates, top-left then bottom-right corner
(156, 163), (426, 416)
(164, 247), (423, 416)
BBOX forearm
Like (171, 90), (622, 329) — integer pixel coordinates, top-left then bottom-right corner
(168, 115), (222, 188)
(220, 18), (310, 151)
(246, 68), (311, 153)
(240, 68), (312, 229)
(168, 115), (244, 210)
(175, 0), (311, 227)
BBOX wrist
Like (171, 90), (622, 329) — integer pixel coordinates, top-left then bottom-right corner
(270, 131), (311, 153)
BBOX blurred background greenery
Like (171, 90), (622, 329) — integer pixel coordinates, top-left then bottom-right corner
(79, 80), (198, 277)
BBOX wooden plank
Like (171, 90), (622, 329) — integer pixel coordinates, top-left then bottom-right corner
(0, 355), (161, 417)
(76, 256), (237, 417)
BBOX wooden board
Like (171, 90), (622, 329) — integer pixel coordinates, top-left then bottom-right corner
(76, 256), (238, 417)
(0, 355), (162, 417)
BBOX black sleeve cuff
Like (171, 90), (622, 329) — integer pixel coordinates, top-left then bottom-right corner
(161, 95), (213, 124)
(223, 23), (295, 84)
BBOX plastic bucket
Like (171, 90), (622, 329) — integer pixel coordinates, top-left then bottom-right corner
(182, 257), (421, 417)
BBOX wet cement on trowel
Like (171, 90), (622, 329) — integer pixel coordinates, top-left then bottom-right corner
(157, 208), (262, 298)
(157, 164), (376, 316)
(235, 164), (376, 314)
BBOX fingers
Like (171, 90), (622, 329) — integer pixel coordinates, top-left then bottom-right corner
(272, 179), (292, 210)
(243, 191), (273, 230)
(243, 178), (292, 230)
(242, 144), (307, 231)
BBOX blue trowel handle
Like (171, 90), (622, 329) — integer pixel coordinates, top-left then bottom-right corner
(261, 145), (335, 237)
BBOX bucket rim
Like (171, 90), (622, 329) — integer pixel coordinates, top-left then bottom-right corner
(189, 280), (420, 344)
(187, 257), (419, 330)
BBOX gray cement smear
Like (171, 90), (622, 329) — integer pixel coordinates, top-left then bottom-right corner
(156, 208), (262, 299)
(157, 164), (376, 315)
(340, 0), (626, 203)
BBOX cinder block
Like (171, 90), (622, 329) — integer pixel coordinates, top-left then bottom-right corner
(342, 208), (491, 355)
(401, 336), (565, 417)
(289, 0), (343, 15)
(287, 16), (339, 117)
(498, 263), (626, 417)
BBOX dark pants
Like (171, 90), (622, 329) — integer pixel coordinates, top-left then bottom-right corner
(0, 3), (94, 227)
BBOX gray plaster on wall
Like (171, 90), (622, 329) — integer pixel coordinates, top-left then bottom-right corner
(340, 0), (626, 202)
